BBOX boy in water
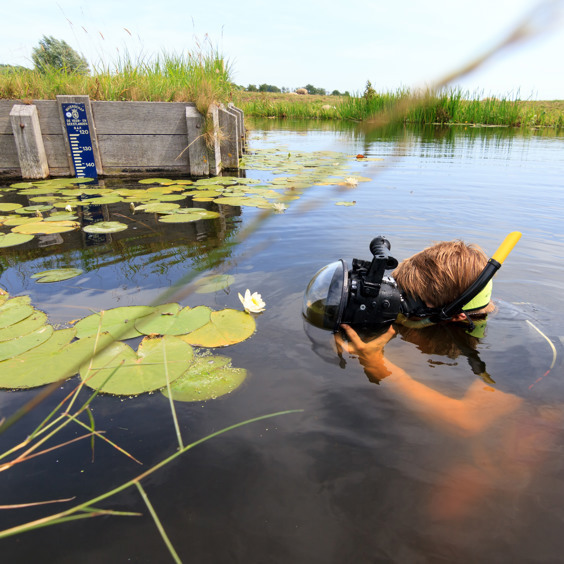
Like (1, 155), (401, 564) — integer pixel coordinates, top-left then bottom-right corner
(335, 240), (561, 519)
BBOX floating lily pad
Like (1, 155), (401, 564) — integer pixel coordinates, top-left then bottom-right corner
(0, 310), (48, 341)
(15, 205), (53, 214)
(74, 304), (176, 340)
(31, 268), (83, 283)
(0, 328), (80, 389)
(335, 201), (356, 206)
(135, 305), (211, 336)
(80, 335), (194, 395)
(2, 216), (39, 226)
(11, 220), (79, 234)
(0, 324), (54, 361)
(193, 274), (235, 294)
(162, 354), (247, 402)
(138, 178), (173, 185)
(135, 203), (180, 214)
(0, 203), (22, 212)
(0, 232), (34, 247)
(0, 297), (34, 329)
(158, 209), (220, 223)
(82, 221), (128, 234)
(180, 309), (256, 347)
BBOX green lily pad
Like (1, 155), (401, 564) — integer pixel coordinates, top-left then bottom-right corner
(74, 304), (177, 340)
(138, 178), (173, 185)
(2, 216), (39, 226)
(15, 205), (54, 214)
(158, 210), (220, 223)
(82, 221), (128, 234)
(162, 354), (247, 402)
(193, 275), (235, 294)
(0, 328), (79, 389)
(31, 268), (83, 283)
(213, 196), (272, 208)
(0, 324), (54, 361)
(335, 201), (356, 206)
(0, 233), (34, 248)
(80, 335), (194, 395)
(0, 310), (48, 342)
(0, 297), (34, 329)
(135, 305), (211, 336)
(0, 203), (23, 212)
(180, 309), (256, 347)
(135, 203), (180, 213)
(11, 220), (79, 234)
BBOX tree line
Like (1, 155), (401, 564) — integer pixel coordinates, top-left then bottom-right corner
(243, 83), (350, 96)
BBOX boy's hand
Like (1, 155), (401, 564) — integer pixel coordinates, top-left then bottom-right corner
(335, 324), (396, 382)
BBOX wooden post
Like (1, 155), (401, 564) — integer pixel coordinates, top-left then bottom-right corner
(185, 106), (209, 176)
(218, 106), (240, 170)
(207, 104), (222, 176)
(9, 104), (50, 179)
(56, 95), (103, 177)
(228, 104), (245, 156)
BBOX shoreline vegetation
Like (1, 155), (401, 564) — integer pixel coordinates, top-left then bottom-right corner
(1, 55), (562, 129)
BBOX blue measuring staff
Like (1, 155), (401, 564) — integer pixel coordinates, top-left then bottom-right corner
(62, 103), (98, 179)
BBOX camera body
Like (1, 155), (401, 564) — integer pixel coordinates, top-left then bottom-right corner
(340, 237), (404, 329)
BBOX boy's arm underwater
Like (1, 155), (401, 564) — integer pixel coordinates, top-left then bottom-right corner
(335, 324), (523, 437)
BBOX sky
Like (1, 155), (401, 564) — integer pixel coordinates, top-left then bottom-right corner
(2, 0), (563, 99)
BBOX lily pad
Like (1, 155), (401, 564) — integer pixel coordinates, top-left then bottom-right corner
(135, 203), (180, 213)
(0, 310), (48, 342)
(162, 354), (247, 402)
(0, 233), (34, 248)
(0, 328), (80, 389)
(74, 304), (177, 340)
(180, 309), (256, 347)
(158, 210), (220, 223)
(193, 275), (235, 294)
(31, 268), (83, 283)
(0, 324), (54, 361)
(82, 221), (128, 234)
(138, 178), (173, 185)
(0, 297), (34, 329)
(11, 220), (79, 235)
(80, 335), (194, 395)
(135, 305), (211, 336)
(0, 203), (22, 212)
(335, 201), (356, 206)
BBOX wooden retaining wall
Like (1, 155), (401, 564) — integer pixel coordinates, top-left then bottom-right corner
(0, 96), (245, 179)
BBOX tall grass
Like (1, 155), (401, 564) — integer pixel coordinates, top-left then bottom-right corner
(0, 44), (234, 115)
(234, 89), (563, 128)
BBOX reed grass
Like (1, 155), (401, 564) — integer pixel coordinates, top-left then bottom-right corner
(233, 89), (564, 128)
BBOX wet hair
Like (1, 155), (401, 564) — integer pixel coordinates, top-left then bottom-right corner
(393, 240), (493, 313)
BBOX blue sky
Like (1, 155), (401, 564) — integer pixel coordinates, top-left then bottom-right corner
(2, 0), (563, 99)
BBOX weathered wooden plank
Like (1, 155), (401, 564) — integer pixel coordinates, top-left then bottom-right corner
(56, 95), (104, 176)
(97, 134), (190, 169)
(218, 106), (239, 170)
(10, 104), (50, 179)
(92, 101), (196, 135)
(228, 104), (245, 155)
(0, 135), (20, 165)
(185, 106), (209, 176)
(207, 104), (221, 176)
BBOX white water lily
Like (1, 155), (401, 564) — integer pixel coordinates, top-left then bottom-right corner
(64, 205), (73, 212)
(272, 202), (287, 213)
(238, 289), (266, 314)
(343, 177), (359, 187)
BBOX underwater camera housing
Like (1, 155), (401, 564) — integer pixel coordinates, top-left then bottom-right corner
(302, 237), (404, 332)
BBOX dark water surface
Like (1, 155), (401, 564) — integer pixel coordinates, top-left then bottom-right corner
(1, 121), (563, 563)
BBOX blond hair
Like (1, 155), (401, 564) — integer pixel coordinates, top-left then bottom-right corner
(393, 241), (490, 310)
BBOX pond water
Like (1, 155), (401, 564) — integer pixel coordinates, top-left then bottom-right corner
(0, 120), (563, 563)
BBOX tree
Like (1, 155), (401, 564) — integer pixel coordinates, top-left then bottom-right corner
(246, 84), (258, 92)
(304, 84), (327, 95)
(32, 35), (89, 74)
